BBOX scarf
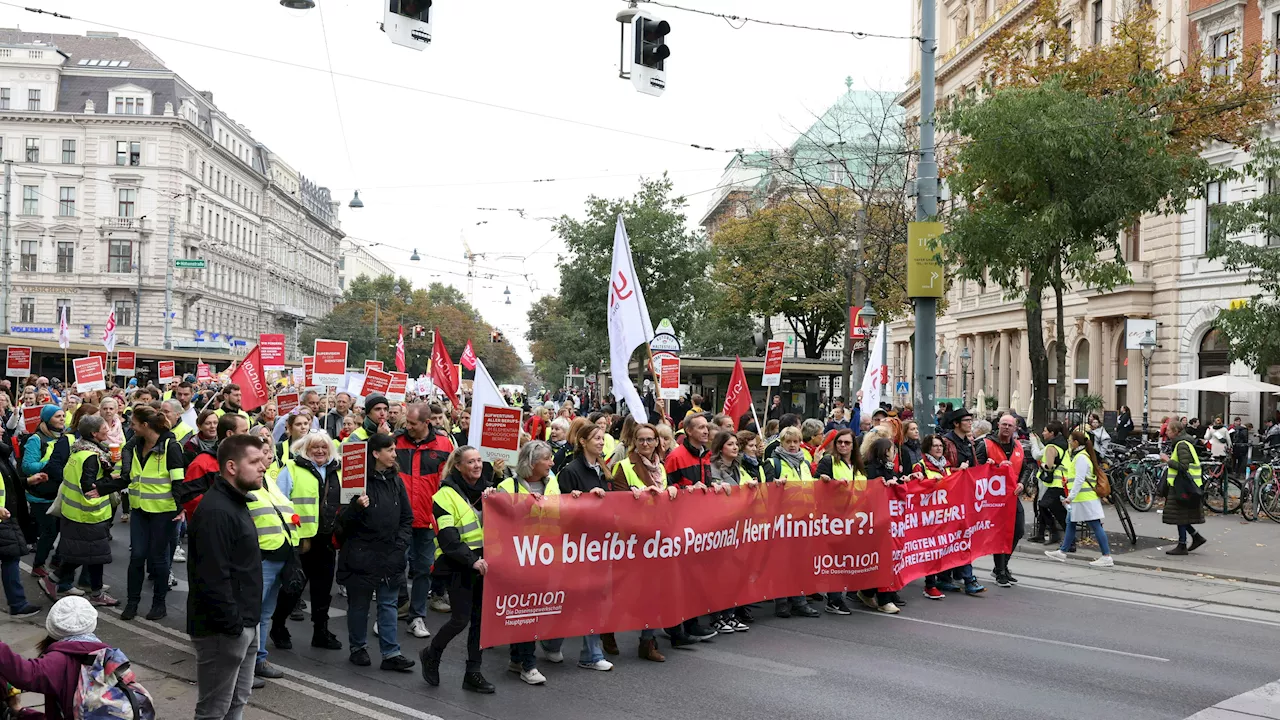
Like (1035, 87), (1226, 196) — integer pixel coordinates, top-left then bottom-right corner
(631, 452), (664, 487)
(924, 453), (948, 473)
(711, 456), (741, 485)
(774, 447), (805, 473)
(194, 435), (218, 456)
(71, 437), (112, 468)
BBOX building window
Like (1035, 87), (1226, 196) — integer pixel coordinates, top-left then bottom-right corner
(61, 139), (75, 164)
(18, 297), (34, 324)
(27, 89), (39, 111)
(116, 141), (140, 166)
(108, 239), (132, 273)
(118, 188), (136, 217)
(55, 299), (71, 324)
(1213, 31), (1236, 78)
(1205, 180), (1225, 251)
(24, 137), (38, 162)
(0, 88), (9, 110)
(113, 300), (132, 326)
(1062, 19), (1072, 47)
(19, 239), (37, 271)
(1274, 13), (1280, 76)
(1270, 175), (1280, 247)
(56, 241), (73, 273)
(58, 187), (75, 216)
(21, 186), (37, 215)
(1092, 0), (1103, 44)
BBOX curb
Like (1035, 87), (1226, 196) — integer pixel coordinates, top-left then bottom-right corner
(1012, 543), (1280, 589)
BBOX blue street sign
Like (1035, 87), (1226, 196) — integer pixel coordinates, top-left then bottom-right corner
(895, 381), (910, 395)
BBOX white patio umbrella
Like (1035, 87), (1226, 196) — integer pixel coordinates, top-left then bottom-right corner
(1159, 375), (1280, 394)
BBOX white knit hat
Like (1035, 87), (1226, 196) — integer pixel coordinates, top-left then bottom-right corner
(46, 596), (97, 640)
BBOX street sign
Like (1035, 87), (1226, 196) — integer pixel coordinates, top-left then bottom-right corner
(174, 258), (207, 269)
(762, 340), (785, 387)
(895, 381), (910, 396)
(907, 222), (944, 298)
(651, 318), (681, 354)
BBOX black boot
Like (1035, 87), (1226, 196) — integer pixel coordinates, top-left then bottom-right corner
(1188, 534), (1207, 552)
(420, 646), (441, 686)
(462, 671), (495, 694)
(1166, 543), (1189, 556)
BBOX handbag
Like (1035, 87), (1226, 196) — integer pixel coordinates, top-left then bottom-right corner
(47, 488), (65, 518)
(270, 505), (307, 596)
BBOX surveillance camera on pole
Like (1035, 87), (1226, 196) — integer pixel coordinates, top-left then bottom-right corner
(617, 5), (670, 96)
(384, 0), (432, 50)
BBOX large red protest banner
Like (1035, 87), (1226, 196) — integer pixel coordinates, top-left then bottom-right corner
(480, 480), (894, 647)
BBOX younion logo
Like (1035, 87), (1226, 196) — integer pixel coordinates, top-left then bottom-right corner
(813, 552), (880, 576)
(494, 591), (566, 627)
(974, 473), (1008, 512)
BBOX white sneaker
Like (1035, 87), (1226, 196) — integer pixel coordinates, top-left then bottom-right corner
(732, 620), (750, 632)
(521, 668), (547, 685)
(1044, 550), (1067, 562)
(408, 617), (431, 638)
(1089, 556), (1115, 568)
(429, 595), (451, 613)
(173, 546), (186, 563)
(544, 650), (564, 664)
(338, 585), (347, 598)
(578, 659), (613, 671)
(168, 573), (179, 588)
(64, 586), (86, 597)
(372, 623), (379, 638)
(876, 602), (900, 614)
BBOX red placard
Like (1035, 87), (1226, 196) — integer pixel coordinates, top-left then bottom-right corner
(313, 340), (347, 387)
(21, 406), (41, 434)
(73, 356), (106, 392)
(360, 368), (392, 397)
(276, 392), (299, 415)
(5, 346), (31, 378)
(478, 405), (522, 465)
(340, 442), (367, 503)
(157, 361), (176, 385)
(259, 334), (287, 371)
(197, 363), (212, 381)
(849, 306), (871, 340)
(762, 340), (785, 387)
(116, 350), (136, 377)
(388, 372), (409, 402)
(364, 360), (384, 374)
(658, 356), (680, 400)
(303, 356), (315, 389)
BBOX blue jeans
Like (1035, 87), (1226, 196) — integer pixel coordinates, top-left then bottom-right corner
(1177, 524), (1200, 544)
(510, 642), (537, 671)
(258, 559), (286, 663)
(347, 578), (401, 659)
(541, 635), (603, 664)
(408, 527), (444, 618)
(1060, 520), (1111, 556)
(127, 509), (179, 605)
(1, 558), (29, 612)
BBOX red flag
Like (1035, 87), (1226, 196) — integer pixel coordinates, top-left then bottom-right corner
(722, 356), (752, 430)
(431, 329), (460, 401)
(460, 340), (477, 371)
(395, 325), (406, 374)
(229, 345), (269, 412)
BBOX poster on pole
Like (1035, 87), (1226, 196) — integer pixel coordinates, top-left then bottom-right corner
(291, 366), (304, 385)
(388, 372), (409, 403)
(21, 405), (41, 434)
(5, 346), (31, 378)
(259, 334), (287, 370)
(73, 356), (106, 392)
(157, 361), (176, 385)
(364, 360), (384, 374)
(196, 363), (212, 382)
(303, 356), (316, 390)
(276, 392), (299, 416)
(116, 350), (136, 377)
(313, 340), (347, 387)
(762, 340), (785, 386)
(361, 368), (393, 397)
(658, 355), (681, 400)
(478, 405), (522, 465)
(340, 441), (367, 503)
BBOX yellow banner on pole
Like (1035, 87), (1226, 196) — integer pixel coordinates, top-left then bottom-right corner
(907, 221), (944, 298)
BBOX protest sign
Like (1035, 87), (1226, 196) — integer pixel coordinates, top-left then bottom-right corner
(259, 334), (287, 371)
(361, 368), (392, 397)
(5, 347), (31, 378)
(73, 356), (106, 392)
(276, 392), (299, 416)
(478, 405), (521, 466)
(340, 442), (367, 503)
(21, 406), (41, 434)
(116, 350), (136, 377)
(388, 372), (409, 402)
(313, 340), (347, 387)
(364, 360), (384, 374)
(762, 340), (785, 386)
(157, 361), (176, 385)
(658, 356), (680, 400)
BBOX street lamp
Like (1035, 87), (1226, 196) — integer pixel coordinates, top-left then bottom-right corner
(410, 248), (421, 261)
(280, 0), (315, 7)
(349, 191), (364, 209)
(1140, 329), (1157, 439)
(960, 345), (971, 407)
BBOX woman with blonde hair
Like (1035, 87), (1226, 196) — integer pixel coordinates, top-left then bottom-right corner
(1045, 430), (1114, 568)
(99, 396), (126, 448)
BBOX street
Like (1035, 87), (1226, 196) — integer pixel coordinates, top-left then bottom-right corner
(9, 501), (1280, 720)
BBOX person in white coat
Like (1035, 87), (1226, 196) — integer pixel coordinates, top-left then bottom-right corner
(1044, 430), (1114, 568)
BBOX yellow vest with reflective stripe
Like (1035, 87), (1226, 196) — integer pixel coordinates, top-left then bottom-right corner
(602, 434), (617, 460)
(739, 464), (765, 484)
(1042, 442), (1068, 490)
(496, 475), (561, 495)
(1166, 440), (1202, 488)
(1064, 448), (1098, 504)
(285, 460), (334, 540)
(775, 458), (814, 482)
(129, 439), (181, 513)
(827, 459), (855, 481)
(247, 474), (298, 551)
(433, 484), (483, 562)
(172, 422), (194, 445)
(61, 449), (112, 524)
(617, 458), (667, 490)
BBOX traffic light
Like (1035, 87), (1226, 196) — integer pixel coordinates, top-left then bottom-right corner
(491, 330), (504, 343)
(636, 16), (670, 71)
(617, 8), (669, 96)
(384, 0), (432, 50)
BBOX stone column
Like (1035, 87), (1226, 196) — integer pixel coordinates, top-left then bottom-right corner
(973, 333), (987, 401)
(998, 330), (1012, 410)
(1101, 321), (1117, 411)
(1088, 319), (1103, 400)
(1018, 328), (1033, 415)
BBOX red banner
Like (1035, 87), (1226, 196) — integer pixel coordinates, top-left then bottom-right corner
(722, 356), (751, 430)
(157, 361), (176, 385)
(762, 340), (785, 386)
(21, 406), (41, 434)
(340, 442), (367, 503)
(313, 339), (347, 387)
(303, 356), (315, 389)
(259, 333), (287, 370)
(430, 329), (459, 401)
(229, 345), (269, 412)
(196, 363), (212, 381)
(480, 480), (894, 647)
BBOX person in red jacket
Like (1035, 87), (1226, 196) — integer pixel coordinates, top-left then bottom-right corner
(175, 413), (250, 522)
(395, 403), (456, 638)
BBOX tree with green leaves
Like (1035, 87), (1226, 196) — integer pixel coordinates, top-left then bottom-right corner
(939, 80), (1208, 429)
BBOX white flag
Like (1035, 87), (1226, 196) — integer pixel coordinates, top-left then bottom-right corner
(860, 323), (887, 413)
(102, 310), (117, 354)
(607, 215), (654, 424)
(57, 305), (70, 350)
(468, 358), (507, 451)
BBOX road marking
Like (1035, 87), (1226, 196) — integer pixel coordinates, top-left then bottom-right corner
(1186, 678), (1280, 718)
(688, 647), (817, 677)
(872, 613), (1170, 662)
(1020, 582), (1280, 630)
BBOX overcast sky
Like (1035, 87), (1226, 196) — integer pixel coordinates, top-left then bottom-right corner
(6, 0), (911, 359)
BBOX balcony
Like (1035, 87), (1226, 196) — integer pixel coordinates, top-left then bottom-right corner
(101, 217), (147, 232)
(276, 305), (307, 321)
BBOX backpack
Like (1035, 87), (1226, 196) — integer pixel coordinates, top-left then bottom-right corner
(73, 647), (156, 720)
(1087, 459), (1110, 498)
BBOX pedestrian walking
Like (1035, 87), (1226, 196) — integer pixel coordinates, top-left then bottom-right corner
(1032, 421), (1070, 547)
(394, 403), (455, 639)
(1160, 419), (1207, 555)
(23, 404), (63, 582)
(0, 444), (39, 618)
(1044, 431), (1115, 568)
(189, 435), (267, 720)
(120, 406), (187, 622)
(495, 441), (557, 684)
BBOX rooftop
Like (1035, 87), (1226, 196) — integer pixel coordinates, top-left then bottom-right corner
(0, 29), (168, 70)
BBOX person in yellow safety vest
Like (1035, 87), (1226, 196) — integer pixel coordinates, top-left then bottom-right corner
(813, 428), (866, 614)
(21, 405), (62, 579)
(1160, 419), (1207, 556)
(163, 399), (194, 446)
(119, 406), (187, 623)
(213, 383), (252, 422)
(770, 426), (814, 483)
(343, 395), (390, 445)
(45, 415), (122, 606)
(269, 431), (344, 652)
(249, 457), (302, 681)
(269, 411), (313, 480)
(421, 446), (495, 693)
(0, 445), (41, 616)
(1032, 421), (1070, 547)
(588, 412), (617, 464)
(735, 430), (769, 485)
(1045, 430), (1114, 568)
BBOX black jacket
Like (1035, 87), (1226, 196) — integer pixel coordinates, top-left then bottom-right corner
(558, 455), (608, 494)
(0, 444), (24, 562)
(336, 465), (413, 590)
(323, 410), (346, 441)
(899, 439), (923, 474)
(866, 458), (907, 483)
(188, 477), (262, 638)
(433, 469), (491, 575)
(55, 441), (125, 567)
(943, 430), (987, 469)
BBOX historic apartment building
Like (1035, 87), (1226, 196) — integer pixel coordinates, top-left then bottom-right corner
(0, 29), (342, 358)
(894, 0), (1279, 426)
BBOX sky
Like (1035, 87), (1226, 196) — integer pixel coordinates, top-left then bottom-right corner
(3, 0), (912, 359)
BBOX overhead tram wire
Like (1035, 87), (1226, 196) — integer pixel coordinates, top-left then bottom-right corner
(315, 1), (356, 178)
(637, 1), (922, 41)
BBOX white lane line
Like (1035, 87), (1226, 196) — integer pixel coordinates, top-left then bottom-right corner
(871, 612), (1170, 662)
(94, 612), (409, 720)
(1019, 582), (1280, 630)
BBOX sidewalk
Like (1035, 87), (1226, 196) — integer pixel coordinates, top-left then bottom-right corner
(1015, 497), (1280, 586)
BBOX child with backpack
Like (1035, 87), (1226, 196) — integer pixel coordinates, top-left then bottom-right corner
(0, 595), (154, 719)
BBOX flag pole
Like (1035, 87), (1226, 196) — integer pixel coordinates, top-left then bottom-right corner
(644, 344), (665, 421)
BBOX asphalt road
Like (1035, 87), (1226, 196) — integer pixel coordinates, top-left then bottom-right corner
(24, 518), (1280, 720)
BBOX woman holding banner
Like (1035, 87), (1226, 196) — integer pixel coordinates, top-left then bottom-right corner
(915, 435), (958, 600)
(815, 428), (862, 616)
(707, 431), (753, 635)
(495, 441), (555, 685)
(737, 430), (768, 485)
(856, 438), (919, 614)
